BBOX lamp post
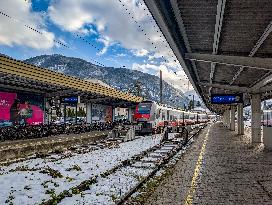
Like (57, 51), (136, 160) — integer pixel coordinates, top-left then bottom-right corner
(189, 94), (195, 110)
(160, 70), (163, 104)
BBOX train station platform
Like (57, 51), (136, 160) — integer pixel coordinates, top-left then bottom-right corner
(0, 131), (109, 163)
(144, 122), (272, 205)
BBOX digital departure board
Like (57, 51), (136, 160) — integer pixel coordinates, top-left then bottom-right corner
(211, 94), (243, 104)
(60, 96), (79, 104)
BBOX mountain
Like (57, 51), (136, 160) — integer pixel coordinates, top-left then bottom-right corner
(24, 54), (189, 108)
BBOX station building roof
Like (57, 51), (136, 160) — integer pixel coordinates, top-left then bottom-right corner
(0, 55), (143, 106)
(144, 0), (272, 113)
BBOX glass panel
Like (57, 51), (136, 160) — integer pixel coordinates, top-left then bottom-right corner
(138, 103), (152, 114)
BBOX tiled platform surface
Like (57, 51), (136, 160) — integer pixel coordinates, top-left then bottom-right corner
(144, 122), (272, 205)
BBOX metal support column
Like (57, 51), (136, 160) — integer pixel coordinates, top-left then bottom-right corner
(237, 104), (244, 135)
(64, 104), (67, 124)
(75, 104), (78, 124)
(127, 107), (132, 122)
(160, 70), (163, 104)
(227, 109), (231, 129)
(112, 107), (115, 122)
(222, 112), (226, 125)
(86, 103), (92, 124)
(223, 110), (230, 128)
(230, 106), (235, 131)
(251, 94), (262, 143)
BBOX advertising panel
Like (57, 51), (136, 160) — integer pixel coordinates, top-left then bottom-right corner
(91, 104), (112, 122)
(0, 91), (44, 126)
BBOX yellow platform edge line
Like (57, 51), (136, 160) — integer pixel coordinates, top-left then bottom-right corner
(184, 125), (211, 205)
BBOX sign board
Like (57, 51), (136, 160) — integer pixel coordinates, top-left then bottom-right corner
(0, 91), (44, 126)
(91, 104), (113, 122)
(211, 94), (243, 104)
(60, 96), (79, 104)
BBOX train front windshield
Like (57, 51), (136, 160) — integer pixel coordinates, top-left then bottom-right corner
(137, 103), (152, 114)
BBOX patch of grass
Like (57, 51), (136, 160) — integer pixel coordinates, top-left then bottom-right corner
(41, 181), (50, 189)
(40, 167), (63, 178)
(71, 187), (81, 195)
(41, 190), (72, 205)
(40, 177), (97, 205)
(24, 185), (31, 190)
(111, 194), (118, 202)
(5, 193), (15, 205)
(100, 170), (112, 178)
(42, 180), (60, 189)
(10, 165), (38, 172)
(65, 176), (75, 182)
(66, 164), (82, 171)
(45, 189), (55, 195)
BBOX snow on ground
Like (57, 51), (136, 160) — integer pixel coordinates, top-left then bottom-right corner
(59, 166), (153, 205)
(59, 137), (179, 205)
(244, 120), (251, 128)
(0, 134), (163, 205)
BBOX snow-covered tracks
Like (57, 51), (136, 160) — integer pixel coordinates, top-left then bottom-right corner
(0, 134), (162, 205)
(0, 124), (206, 205)
(56, 124), (207, 205)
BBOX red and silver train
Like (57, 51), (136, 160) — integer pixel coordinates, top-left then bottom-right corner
(134, 101), (209, 134)
(262, 110), (272, 126)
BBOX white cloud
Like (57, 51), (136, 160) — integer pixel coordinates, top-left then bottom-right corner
(116, 53), (127, 57)
(132, 48), (148, 57)
(0, 0), (55, 50)
(132, 63), (162, 74)
(48, 0), (170, 56)
(132, 63), (192, 92)
(97, 35), (112, 55)
(48, 0), (193, 91)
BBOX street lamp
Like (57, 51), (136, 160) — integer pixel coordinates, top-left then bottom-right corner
(188, 94), (194, 110)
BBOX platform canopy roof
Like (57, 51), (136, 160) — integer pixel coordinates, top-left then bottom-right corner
(0, 55), (143, 106)
(144, 0), (272, 113)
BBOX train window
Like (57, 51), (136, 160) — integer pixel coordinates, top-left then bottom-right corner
(263, 111), (271, 121)
(156, 109), (161, 119)
(162, 112), (165, 120)
(185, 113), (189, 119)
(138, 103), (152, 114)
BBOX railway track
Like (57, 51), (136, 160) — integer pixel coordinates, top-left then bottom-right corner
(116, 123), (207, 205)
(44, 123), (207, 205)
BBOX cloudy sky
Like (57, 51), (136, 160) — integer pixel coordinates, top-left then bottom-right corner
(0, 0), (193, 92)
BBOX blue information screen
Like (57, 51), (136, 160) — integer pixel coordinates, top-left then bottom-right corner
(60, 96), (78, 104)
(211, 94), (243, 104)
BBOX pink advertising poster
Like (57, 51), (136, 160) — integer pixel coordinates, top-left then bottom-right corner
(0, 92), (17, 121)
(0, 91), (44, 126)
